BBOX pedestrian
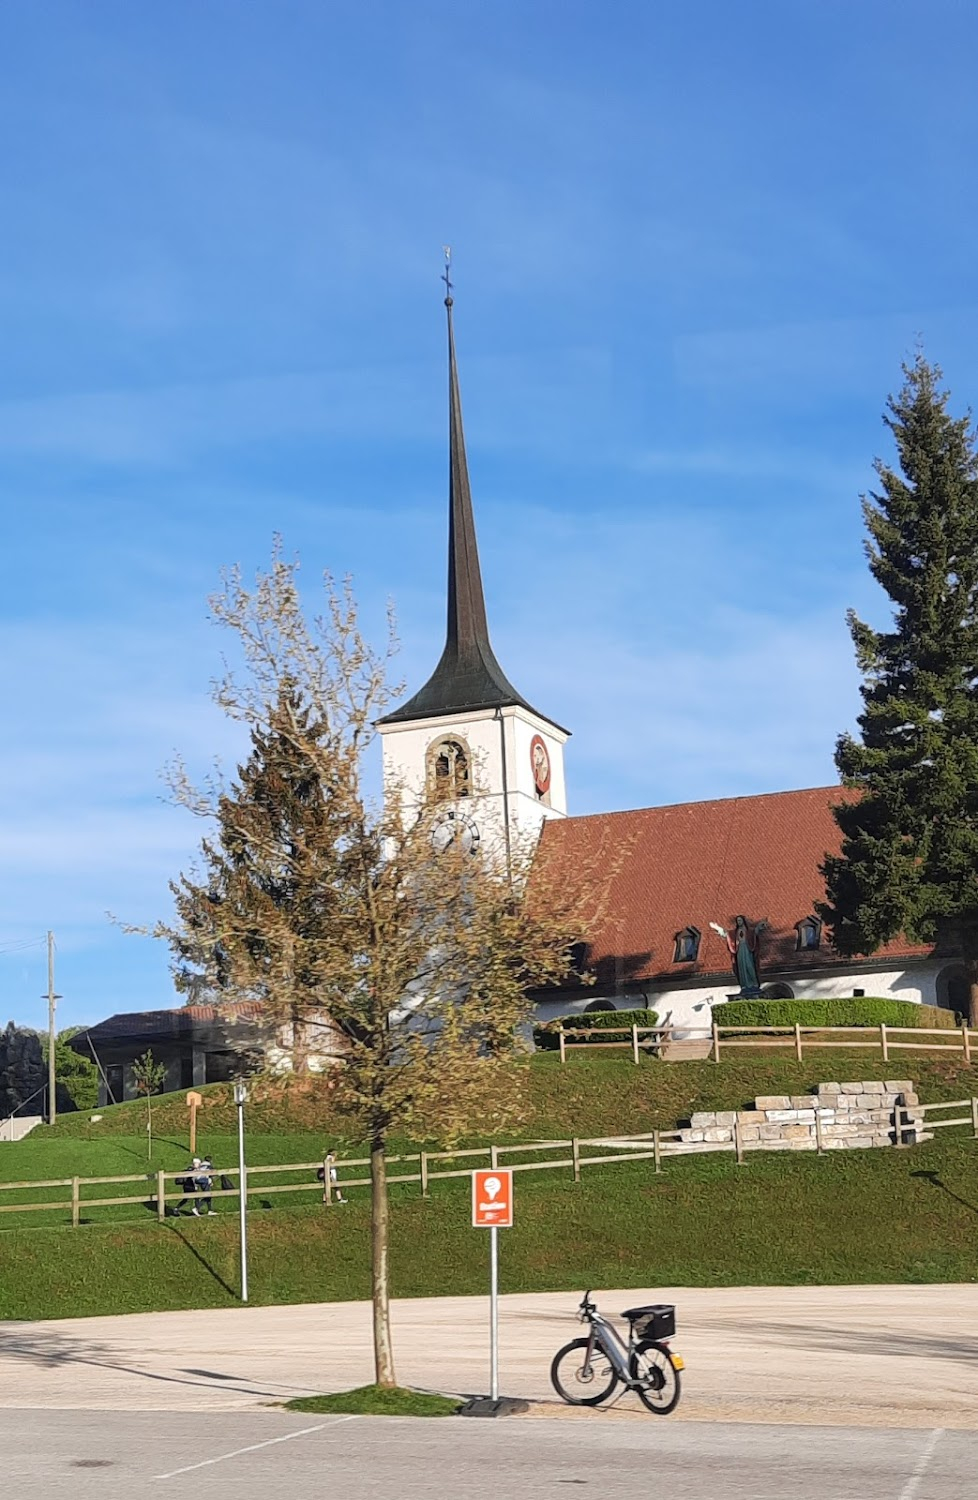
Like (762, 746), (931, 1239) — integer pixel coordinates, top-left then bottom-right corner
(316, 1150), (346, 1204)
(172, 1156), (203, 1216)
(194, 1157), (216, 1216)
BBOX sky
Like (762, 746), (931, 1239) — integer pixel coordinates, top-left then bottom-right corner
(2, 0), (978, 1029)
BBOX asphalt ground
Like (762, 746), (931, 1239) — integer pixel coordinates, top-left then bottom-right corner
(4, 1285), (978, 1427)
(4, 1410), (973, 1500)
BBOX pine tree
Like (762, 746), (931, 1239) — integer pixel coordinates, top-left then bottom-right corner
(820, 354), (978, 1022)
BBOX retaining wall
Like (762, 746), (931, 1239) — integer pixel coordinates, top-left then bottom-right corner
(674, 1081), (924, 1154)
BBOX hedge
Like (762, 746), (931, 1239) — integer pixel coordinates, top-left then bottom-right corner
(715, 998), (958, 1030)
(533, 1008), (659, 1051)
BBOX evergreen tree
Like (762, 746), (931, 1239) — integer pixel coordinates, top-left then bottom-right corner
(820, 354), (978, 1022)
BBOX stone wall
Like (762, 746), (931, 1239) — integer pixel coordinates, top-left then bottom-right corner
(673, 1080), (924, 1155)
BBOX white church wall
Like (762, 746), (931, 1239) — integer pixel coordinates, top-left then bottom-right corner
(534, 959), (945, 1037)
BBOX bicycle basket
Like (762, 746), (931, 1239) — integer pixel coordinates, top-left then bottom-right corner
(623, 1304), (676, 1341)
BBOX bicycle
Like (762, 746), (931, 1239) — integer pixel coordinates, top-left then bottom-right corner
(550, 1292), (683, 1414)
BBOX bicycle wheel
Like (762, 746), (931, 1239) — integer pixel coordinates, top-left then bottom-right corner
(629, 1340), (681, 1414)
(550, 1338), (619, 1406)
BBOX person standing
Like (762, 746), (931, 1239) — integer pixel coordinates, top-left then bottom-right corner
(193, 1157), (216, 1216)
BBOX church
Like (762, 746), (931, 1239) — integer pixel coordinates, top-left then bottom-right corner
(378, 280), (968, 1034)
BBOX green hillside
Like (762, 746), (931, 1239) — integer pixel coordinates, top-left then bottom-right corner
(1, 1049), (977, 1320)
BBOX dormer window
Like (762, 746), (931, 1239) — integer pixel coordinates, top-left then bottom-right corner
(673, 926), (700, 963)
(427, 738), (470, 802)
(797, 917), (821, 951)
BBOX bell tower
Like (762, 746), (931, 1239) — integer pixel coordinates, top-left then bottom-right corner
(377, 256), (569, 853)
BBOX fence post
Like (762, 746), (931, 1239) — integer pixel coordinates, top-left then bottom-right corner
(71, 1176), (80, 1229)
(880, 1023), (888, 1063)
(157, 1169), (166, 1223)
(420, 1151), (429, 1198)
(572, 1137), (580, 1182)
(712, 1021), (720, 1064)
(893, 1102), (904, 1148)
(559, 1030), (566, 1065)
(971, 1098), (978, 1140)
(794, 1023), (803, 1062)
(653, 1129), (662, 1175)
(814, 1108), (824, 1155)
(322, 1157), (332, 1206)
(490, 1144), (499, 1169)
(734, 1118), (744, 1165)
(963, 1024), (971, 1064)
(632, 1025), (640, 1066)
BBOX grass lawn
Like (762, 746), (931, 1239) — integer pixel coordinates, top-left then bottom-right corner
(285, 1386), (462, 1416)
(2, 1048), (978, 1321)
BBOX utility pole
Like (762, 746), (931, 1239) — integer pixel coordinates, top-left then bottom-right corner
(46, 931), (61, 1127)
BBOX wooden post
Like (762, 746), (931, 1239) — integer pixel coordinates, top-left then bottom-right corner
(893, 1103), (904, 1148)
(653, 1129), (662, 1175)
(490, 1144), (499, 1169)
(880, 1023), (888, 1063)
(971, 1098), (978, 1140)
(963, 1024), (971, 1064)
(420, 1151), (429, 1198)
(157, 1169), (166, 1222)
(734, 1118), (744, 1164)
(559, 1030), (566, 1065)
(322, 1156), (332, 1205)
(712, 1020), (720, 1064)
(631, 1024), (640, 1066)
(71, 1176), (80, 1229)
(794, 1023), (803, 1062)
(814, 1108), (824, 1155)
(186, 1090), (203, 1156)
(572, 1137), (581, 1182)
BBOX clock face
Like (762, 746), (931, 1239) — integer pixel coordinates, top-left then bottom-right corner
(530, 734), (551, 796)
(430, 806), (481, 855)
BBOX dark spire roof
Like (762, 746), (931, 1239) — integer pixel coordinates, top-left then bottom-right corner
(380, 279), (564, 731)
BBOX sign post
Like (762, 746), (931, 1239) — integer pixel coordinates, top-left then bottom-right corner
(472, 1168), (514, 1401)
(186, 1090), (203, 1156)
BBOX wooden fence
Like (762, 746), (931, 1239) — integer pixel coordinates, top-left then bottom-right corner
(2, 1096), (976, 1229)
(554, 1020), (975, 1064)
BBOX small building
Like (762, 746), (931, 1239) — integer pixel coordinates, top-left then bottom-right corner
(68, 1001), (263, 1105)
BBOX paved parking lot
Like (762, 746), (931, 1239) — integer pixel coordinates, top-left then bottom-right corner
(3, 1410), (974, 1500)
(2, 1283), (978, 1428)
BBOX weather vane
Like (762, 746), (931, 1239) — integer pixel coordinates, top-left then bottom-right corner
(441, 245), (453, 303)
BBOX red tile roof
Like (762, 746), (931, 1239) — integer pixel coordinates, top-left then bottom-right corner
(537, 786), (931, 987)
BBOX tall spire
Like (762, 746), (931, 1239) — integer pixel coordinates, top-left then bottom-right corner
(381, 254), (557, 727)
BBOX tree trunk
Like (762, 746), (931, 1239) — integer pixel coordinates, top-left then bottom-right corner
(370, 1136), (396, 1388)
(966, 954), (978, 1031)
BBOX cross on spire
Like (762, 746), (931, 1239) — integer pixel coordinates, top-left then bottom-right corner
(441, 245), (453, 305)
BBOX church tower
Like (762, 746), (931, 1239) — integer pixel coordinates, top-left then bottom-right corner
(377, 267), (569, 857)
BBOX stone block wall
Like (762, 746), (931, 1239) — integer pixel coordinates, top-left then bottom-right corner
(672, 1081), (925, 1155)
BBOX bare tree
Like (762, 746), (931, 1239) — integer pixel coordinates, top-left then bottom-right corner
(149, 548), (597, 1387)
(131, 1048), (167, 1159)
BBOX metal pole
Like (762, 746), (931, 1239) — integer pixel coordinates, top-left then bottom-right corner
(490, 1224), (499, 1401)
(236, 1092), (248, 1302)
(47, 931), (57, 1126)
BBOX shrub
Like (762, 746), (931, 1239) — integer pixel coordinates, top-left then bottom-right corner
(715, 998), (958, 1030)
(533, 1008), (659, 1050)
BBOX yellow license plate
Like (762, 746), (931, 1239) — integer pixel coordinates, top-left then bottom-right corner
(670, 1352), (685, 1370)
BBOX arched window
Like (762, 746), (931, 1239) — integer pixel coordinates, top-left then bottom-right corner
(673, 927), (700, 963)
(583, 999), (617, 1014)
(427, 738), (470, 802)
(796, 917), (821, 951)
(760, 982), (795, 1000)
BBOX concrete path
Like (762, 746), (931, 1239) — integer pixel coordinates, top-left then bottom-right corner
(5, 1410), (974, 1500)
(2, 1284), (978, 1427)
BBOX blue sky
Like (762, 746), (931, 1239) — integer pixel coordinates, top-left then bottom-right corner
(2, 0), (977, 1029)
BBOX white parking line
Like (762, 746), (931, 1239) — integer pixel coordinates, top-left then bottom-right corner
(152, 1418), (357, 1478)
(897, 1427), (944, 1500)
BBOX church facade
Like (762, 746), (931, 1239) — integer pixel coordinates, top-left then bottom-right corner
(380, 285), (969, 1032)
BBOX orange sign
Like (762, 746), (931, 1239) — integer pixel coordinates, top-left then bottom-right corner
(472, 1168), (514, 1228)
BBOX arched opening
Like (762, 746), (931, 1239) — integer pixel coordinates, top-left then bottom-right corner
(936, 964), (970, 1018)
(426, 737), (470, 802)
(759, 982), (795, 1000)
(583, 999), (617, 1014)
